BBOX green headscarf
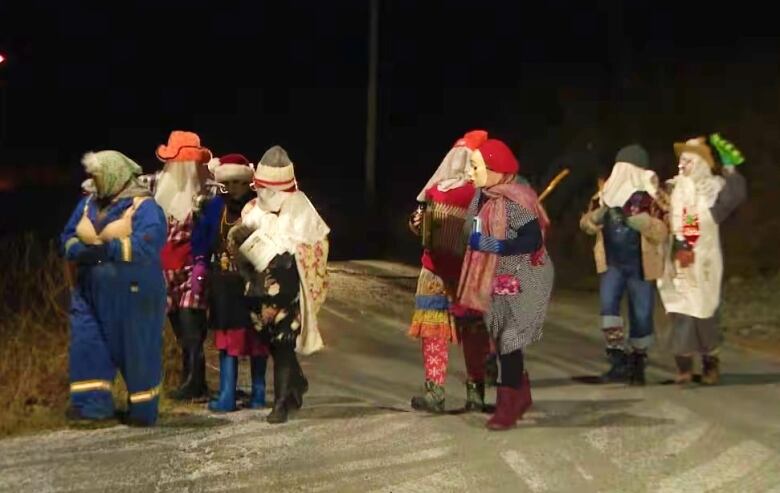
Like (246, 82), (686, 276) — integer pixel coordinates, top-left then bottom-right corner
(82, 150), (144, 198)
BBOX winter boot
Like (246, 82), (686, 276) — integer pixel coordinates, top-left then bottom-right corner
(248, 356), (267, 409)
(208, 351), (238, 412)
(599, 348), (630, 383)
(267, 349), (292, 424)
(517, 371), (533, 418)
(486, 386), (523, 431)
(701, 354), (720, 385)
(674, 355), (694, 384)
(286, 355), (308, 410)
(168, 310), (208, 401)
(169, 342), (209, 400)
(628, 351), (647, 386)
(464, 381), (486, 412)
(411, 381), (445, 413)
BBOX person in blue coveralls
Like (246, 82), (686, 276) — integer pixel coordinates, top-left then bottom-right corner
(61, 150), (167, 426)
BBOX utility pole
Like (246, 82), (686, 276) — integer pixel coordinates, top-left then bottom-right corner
(0, 52), (7, 147)
(364, 0), (379, 209)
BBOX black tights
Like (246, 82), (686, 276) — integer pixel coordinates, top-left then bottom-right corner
(497, 348), (524, 388)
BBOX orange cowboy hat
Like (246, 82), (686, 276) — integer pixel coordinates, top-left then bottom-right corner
(673, 136), (715, 168)
(155, 130), (212, 163)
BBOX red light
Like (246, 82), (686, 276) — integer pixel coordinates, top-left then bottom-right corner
(0, 54), (5, 64)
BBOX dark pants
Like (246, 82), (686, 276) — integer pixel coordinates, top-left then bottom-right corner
(599, 264), (655, 351)
(497, 349), (524, 388)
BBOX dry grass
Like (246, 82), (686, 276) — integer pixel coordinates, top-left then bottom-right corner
(0, 235), (183, 437)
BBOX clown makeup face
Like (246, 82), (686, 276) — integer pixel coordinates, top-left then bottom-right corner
(468, 150), (489, 187)
(223, 179), (252, 200)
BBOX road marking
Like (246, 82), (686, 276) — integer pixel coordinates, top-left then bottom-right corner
(501, 450), (547, 492)
(575, 462), (594, 482)
(661, 423), (711, 456)
(583, 427), (610, 453)
(336, 446), (451, 474)
(656, 440), (775, 493)
(321, 304), (355, 322)
(369, 468), (468, 493)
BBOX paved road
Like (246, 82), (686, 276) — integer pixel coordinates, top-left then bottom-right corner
(1, 260), (779, 492)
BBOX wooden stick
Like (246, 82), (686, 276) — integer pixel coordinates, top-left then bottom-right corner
(538, 168), (571, 202)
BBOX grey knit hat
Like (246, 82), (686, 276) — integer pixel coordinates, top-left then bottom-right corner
(615, 144), (650, 169)
(255, 145), (296, 191)
(259, 145), (292, 168)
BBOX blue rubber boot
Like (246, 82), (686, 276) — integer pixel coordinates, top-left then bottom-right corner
(248, 356), (267, 409)
(208, 351), (237, 412)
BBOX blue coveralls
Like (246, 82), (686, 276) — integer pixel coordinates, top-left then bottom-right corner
(61, 195), (168, 425)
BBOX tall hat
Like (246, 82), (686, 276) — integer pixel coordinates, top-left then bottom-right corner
(673, 136), (716, 168)
(155, 130), (212, 164)
(476, 139), (520, 174)
(207, 153), (254, 183)
(253, 145), (297, 191)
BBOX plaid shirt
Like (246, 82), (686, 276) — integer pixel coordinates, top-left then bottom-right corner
(141, 171), (220, 312)
(163, 214), (207, 311)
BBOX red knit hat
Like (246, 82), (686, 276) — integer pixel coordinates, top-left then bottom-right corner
(477, 139), (520, 174)
(208, 153), (254, 183)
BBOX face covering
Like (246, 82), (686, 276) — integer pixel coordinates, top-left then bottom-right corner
(256, 187), (292, 212)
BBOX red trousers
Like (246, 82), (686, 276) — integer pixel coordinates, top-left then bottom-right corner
(422, 323), (490, 385)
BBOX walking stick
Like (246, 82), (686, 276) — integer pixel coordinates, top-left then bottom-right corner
(538, 168), (571, 203)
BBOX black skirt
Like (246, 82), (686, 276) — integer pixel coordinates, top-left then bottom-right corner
(208, 271), (253, 330)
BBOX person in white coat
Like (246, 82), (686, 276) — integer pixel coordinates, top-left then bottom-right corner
(657, 135), (747, 385)
(229, 145), (330, 423)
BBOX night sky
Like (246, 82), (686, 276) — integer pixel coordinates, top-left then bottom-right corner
(1, 1), (778, 262)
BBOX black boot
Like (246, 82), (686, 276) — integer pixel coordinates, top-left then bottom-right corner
(599, 348), (630, 383)
(169, 313), (190, 388)
(286, 354), (308, 410)
(168, 309), (208, 401)
(267, 347), (293, 424)
(628, 351), (647, 386)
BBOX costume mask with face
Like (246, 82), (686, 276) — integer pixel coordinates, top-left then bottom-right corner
(468, 149), (508, 188)
(678, 151), (712, 182)
(468, 149), (488, 187)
